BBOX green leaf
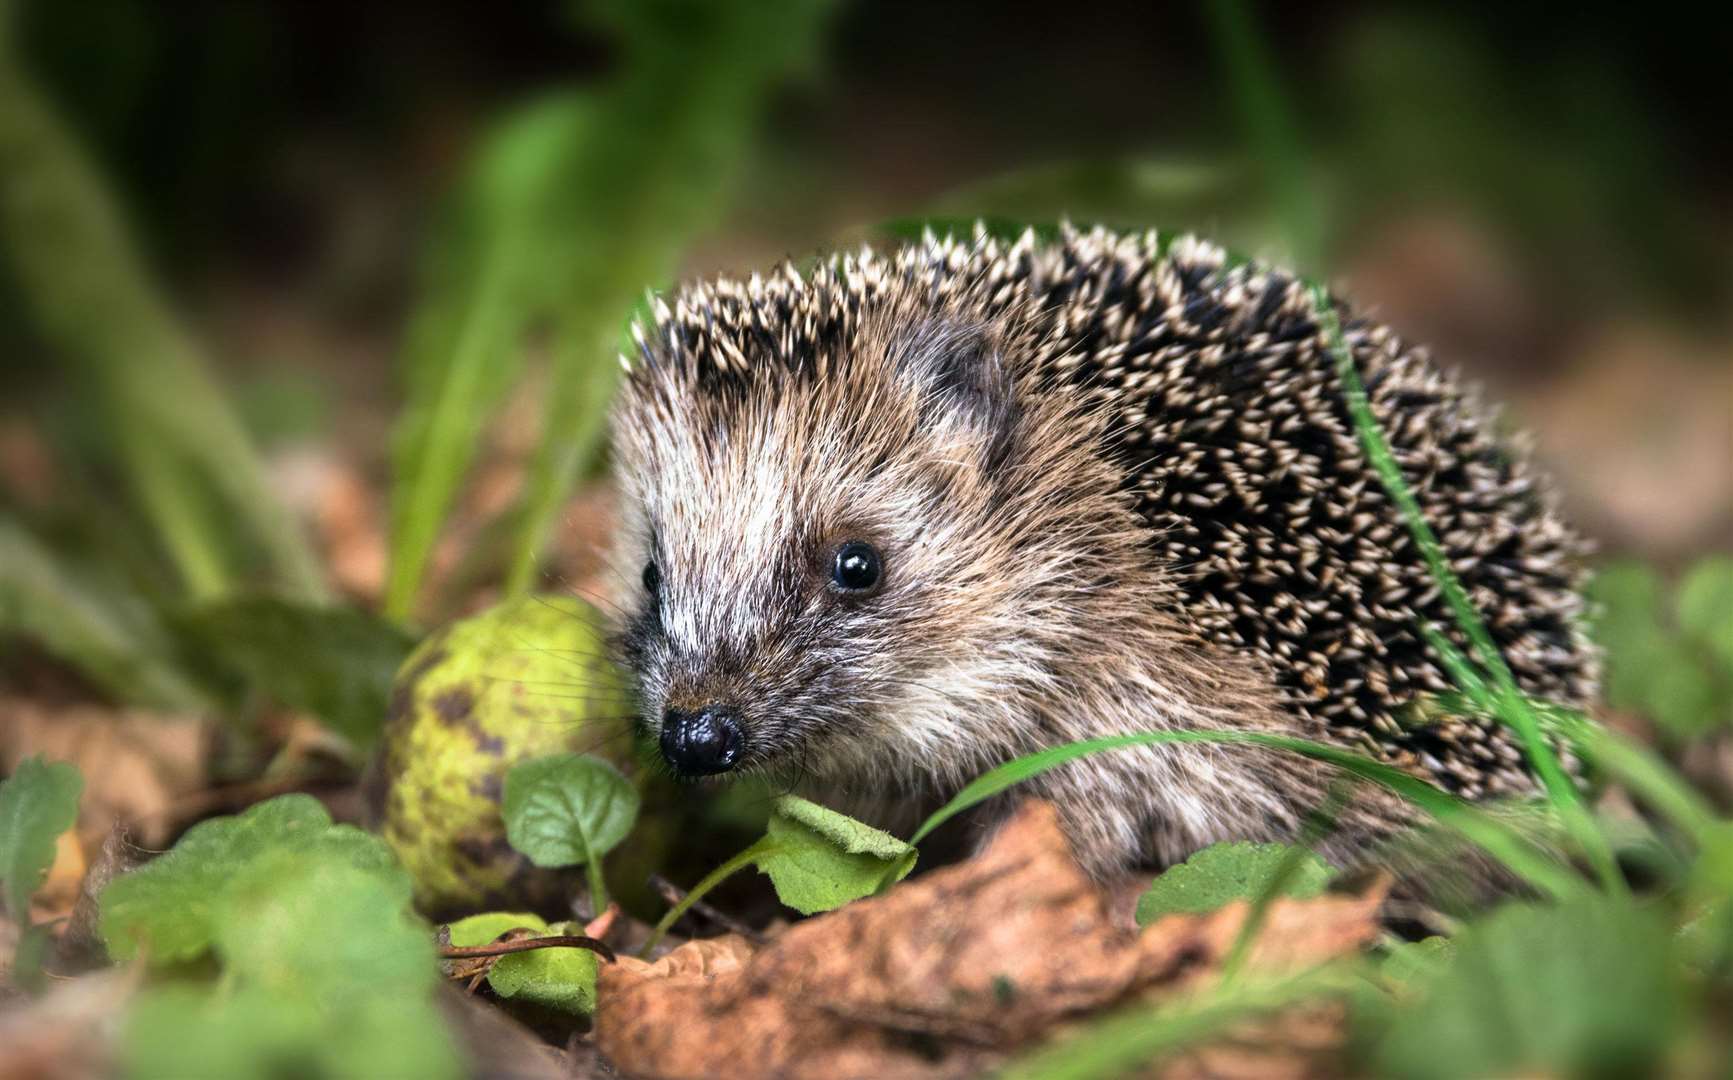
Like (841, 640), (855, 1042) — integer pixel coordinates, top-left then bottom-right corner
(1590, 562), (1729, 739)
(124, 849), (458, 1080)
(1135, 842), (1333, 925)
(0, 755), (82, 918)
(384, 93), (590, 622)
(382, 0), (835, 615)
(176, 595), (416, 748)
(906, 730), (1580, 904)
(769, 794), (913, 861)
(488, 920), (598, 1013)
(1590, 563), (1673, 711)
(1637, 650), (1721, 739)
(502, 0), (838, 595)
(1376, 898), (1680, 1079)
(446, 910), (541, 948)
(1588, 562), (1666, 633)
(1678, 557), (1733, 673)
(100, 793), (407, 964)
(756, 795), (915, 915)
(218, 850), (429, 990)
(447, 911), (600, 1015)
(501, 753), (639, 869)
(125, 986), (312, 1080)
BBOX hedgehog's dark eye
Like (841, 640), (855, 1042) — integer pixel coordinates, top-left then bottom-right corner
(831, 541), (881, 593)
(642, 560), (661, 597)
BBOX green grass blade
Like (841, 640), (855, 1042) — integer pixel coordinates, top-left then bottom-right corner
(503, 1), (837, 595)
(504, 312), (621, 596)
(385, 90), (604, 622)
(1203, 0), (1620, 895)
(1313, 290), (1622, 895)
(120, 417), (230, 602)
(907, 730), (1580, 901)
(1313, 292), (1526, 724)
(638, 838), (780, 958)
(1416, 624), (1499, 714)
(1552, 711), (1717, 844)
(385, 256), (523, 622)
(0, 48), (328, 603)
(1417, 625), (1700, 857)
(1220, 782), (1353, 984)
(1001, 964), (1364, 1080)
(393, 3), (836, 615)
(1203, 0), (1322, 270)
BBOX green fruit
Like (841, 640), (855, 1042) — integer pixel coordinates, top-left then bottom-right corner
(365, 595), (631, 915)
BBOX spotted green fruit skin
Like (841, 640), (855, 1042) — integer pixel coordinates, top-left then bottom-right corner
(366, 596), (629, 915)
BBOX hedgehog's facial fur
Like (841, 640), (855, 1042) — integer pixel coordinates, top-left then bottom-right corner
(610, 311), (1069, 789)
(605, 273), (1259, 833)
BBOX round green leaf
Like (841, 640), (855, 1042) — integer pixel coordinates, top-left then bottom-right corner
(125, 856), (458, 1080)
(447, 911), (600, 1015)
(501, 753), (639, 869)
(100, 793), (407, 964)
(755, 796), (915, 915)
(1136, 841), (1333, 926)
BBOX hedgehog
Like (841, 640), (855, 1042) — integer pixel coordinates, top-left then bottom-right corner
(605, 223), (1596, 879)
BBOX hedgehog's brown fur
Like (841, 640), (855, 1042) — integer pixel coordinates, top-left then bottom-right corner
(606, 224), (1596, 879)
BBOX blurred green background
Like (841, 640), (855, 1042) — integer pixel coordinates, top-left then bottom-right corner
(0, 0), (1728, 734)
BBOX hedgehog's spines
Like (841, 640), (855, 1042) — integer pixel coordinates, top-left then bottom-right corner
(617, 226), (1595, 800)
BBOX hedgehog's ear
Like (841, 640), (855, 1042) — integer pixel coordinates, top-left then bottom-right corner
(897, 323), (1021, 469)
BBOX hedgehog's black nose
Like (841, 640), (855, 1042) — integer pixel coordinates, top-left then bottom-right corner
(659, 706), (744, 776)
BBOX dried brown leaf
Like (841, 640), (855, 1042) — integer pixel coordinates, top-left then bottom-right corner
(0, 702), (207, 848)
(595, 801), (1381, 1080)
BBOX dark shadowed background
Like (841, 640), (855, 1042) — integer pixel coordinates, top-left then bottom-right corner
(3, 3), (1727, 609)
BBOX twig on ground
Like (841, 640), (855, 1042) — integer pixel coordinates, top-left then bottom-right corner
(439, 931), (617, 964)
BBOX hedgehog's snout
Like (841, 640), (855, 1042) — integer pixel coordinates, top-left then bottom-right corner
(659, 704), (745, 777)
